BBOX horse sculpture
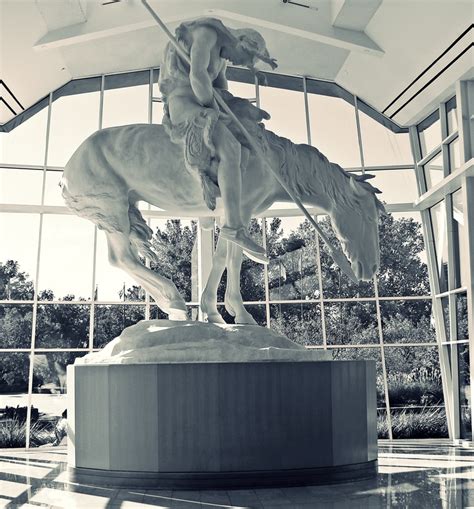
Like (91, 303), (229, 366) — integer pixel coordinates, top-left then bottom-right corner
(61, 102), (385, 325)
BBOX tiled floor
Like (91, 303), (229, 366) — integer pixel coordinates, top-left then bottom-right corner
(0, 440), (473, 508)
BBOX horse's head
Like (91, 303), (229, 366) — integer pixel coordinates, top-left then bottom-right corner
(330, 174), (386, 281)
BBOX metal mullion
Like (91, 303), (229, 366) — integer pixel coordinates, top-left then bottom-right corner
(315, 230), (327, 348)
(442, 339), (470, 346)
(354, 95), (366, 173)
(446, 190), (461, 437)
(440, 102), (450, 178)
(435, 287), (469, 298)
(410, 125), (455, 438)
(144, 69), (154, 320)
(441, 131), (460, 147)
(457, 81), (474, 438)
(374, 275), (393, 440)
(305, 342), (439, 349)
(418, 146), (443, 169)
(88, 76), (105, 351)
(303, 76), (312, 145)
(0, 349), (32, 353)
(261, 218), (271, 328)
(25, 92), (53, 449)
(34, 348), (90, 353)
(255, 79), (270, 328)
(462, 176), (474, 440)
(302, 79), (326, 347)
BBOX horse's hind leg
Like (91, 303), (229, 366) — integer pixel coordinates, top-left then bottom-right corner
(105, 231), (187, 320)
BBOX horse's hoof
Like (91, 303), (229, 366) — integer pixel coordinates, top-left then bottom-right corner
(235, 312), (258, 326)
(224, 300), (236, 317)
(206, 312), (226, 324)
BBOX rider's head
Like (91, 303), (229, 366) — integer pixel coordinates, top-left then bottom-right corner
(223, 28), (277, 70)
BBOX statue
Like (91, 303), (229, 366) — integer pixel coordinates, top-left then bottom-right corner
(159, 18), (277, 264)
(61, 17), (385, 325)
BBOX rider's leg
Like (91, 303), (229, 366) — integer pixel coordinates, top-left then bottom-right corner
(225, 241), (258, 325)
(212, 122), (268, 264)
(200, 234), (228, 323)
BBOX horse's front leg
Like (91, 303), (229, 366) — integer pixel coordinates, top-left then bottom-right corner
(225, 242), (258, 326)
(200, 234), (228, 324)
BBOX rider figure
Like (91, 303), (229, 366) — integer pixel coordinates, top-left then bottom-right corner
(158, 18), (277, 264)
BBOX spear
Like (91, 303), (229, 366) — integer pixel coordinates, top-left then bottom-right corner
(141, 0), (359, 283)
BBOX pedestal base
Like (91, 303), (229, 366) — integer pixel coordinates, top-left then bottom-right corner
(67, 361), (377, 489)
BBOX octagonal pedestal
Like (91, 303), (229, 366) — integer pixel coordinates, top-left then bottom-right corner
(67, 361), (377, 489)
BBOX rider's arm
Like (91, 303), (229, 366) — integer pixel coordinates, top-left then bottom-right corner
(214, 63), (228, 91)
(189, 27), (218, 107)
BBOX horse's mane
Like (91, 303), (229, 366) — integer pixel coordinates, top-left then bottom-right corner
(262, 128), (384, 215)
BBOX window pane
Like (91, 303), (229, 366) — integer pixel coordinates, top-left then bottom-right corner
(259, 84), (307, 144)
(331, 347), (387, 438)
(43, 170), (64, 206)
(430, 201), (448, 293)
(103, 83), (149, 128)
(270, 303), (322, 346)
(0, 353), (30, 448)
(151, 101), (164, 124)
(30, 352), (86, 447)
(452, 188), (468, 288)
(446, 96), (458, 135)
(449, 138), (461, 173)
(0, 168), (43, 205)
(456, 292), (468, 340)
(458, 344), (471, 439)
(380, 300), (435, 344)
(378, 212), (430, 298)
(48, 92), (100, 167)
(359, 111), (412, 166)
(37, 215), (95, 300)
(0, 108), (47, 165)
(441, 296), (450, 341)
(318, 219), (374, 299)
(325, 302), (378, 345)
(150, 219), (197, 303)
(36, 304), (90, 348)
(228, 80), (256, 98)
(418, 112), (441, 157)
(308, 95), (360, 168)
(268, 217), (319, 301)
(368, 169), (418, 204)
(94, 304), (145, 348)
(423, 151), (444, 189)
(0, 304), (33, 348)
(95, 229), (140, 302)
(385, 345), (447, 439)
(0, 213), (40, 297)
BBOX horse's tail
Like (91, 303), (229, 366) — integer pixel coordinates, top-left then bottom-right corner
(128, 204), (158, 264)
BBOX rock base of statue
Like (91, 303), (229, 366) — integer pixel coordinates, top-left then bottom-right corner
(67, 320), (377, 489)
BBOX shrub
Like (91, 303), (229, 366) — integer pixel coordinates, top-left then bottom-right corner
(0, 418), (55, 448)
(377, 406), (448, 439)
(3, 406), (39, 422)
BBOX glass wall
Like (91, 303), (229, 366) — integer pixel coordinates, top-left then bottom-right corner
(413, 90), (472, 440)
(0, 68), (443, 447)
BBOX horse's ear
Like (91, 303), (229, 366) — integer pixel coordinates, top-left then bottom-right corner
(356, 174), (376, 182)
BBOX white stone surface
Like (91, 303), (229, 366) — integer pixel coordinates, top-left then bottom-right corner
(76, 319), (331, 364)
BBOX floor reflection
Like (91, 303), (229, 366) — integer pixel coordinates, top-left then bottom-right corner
(0, 440), (473, 507)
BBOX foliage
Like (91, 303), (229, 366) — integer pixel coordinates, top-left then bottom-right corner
(378, 407), (448, 439)
(0, 212), (452, 441)
(0, 418), (55, 448)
